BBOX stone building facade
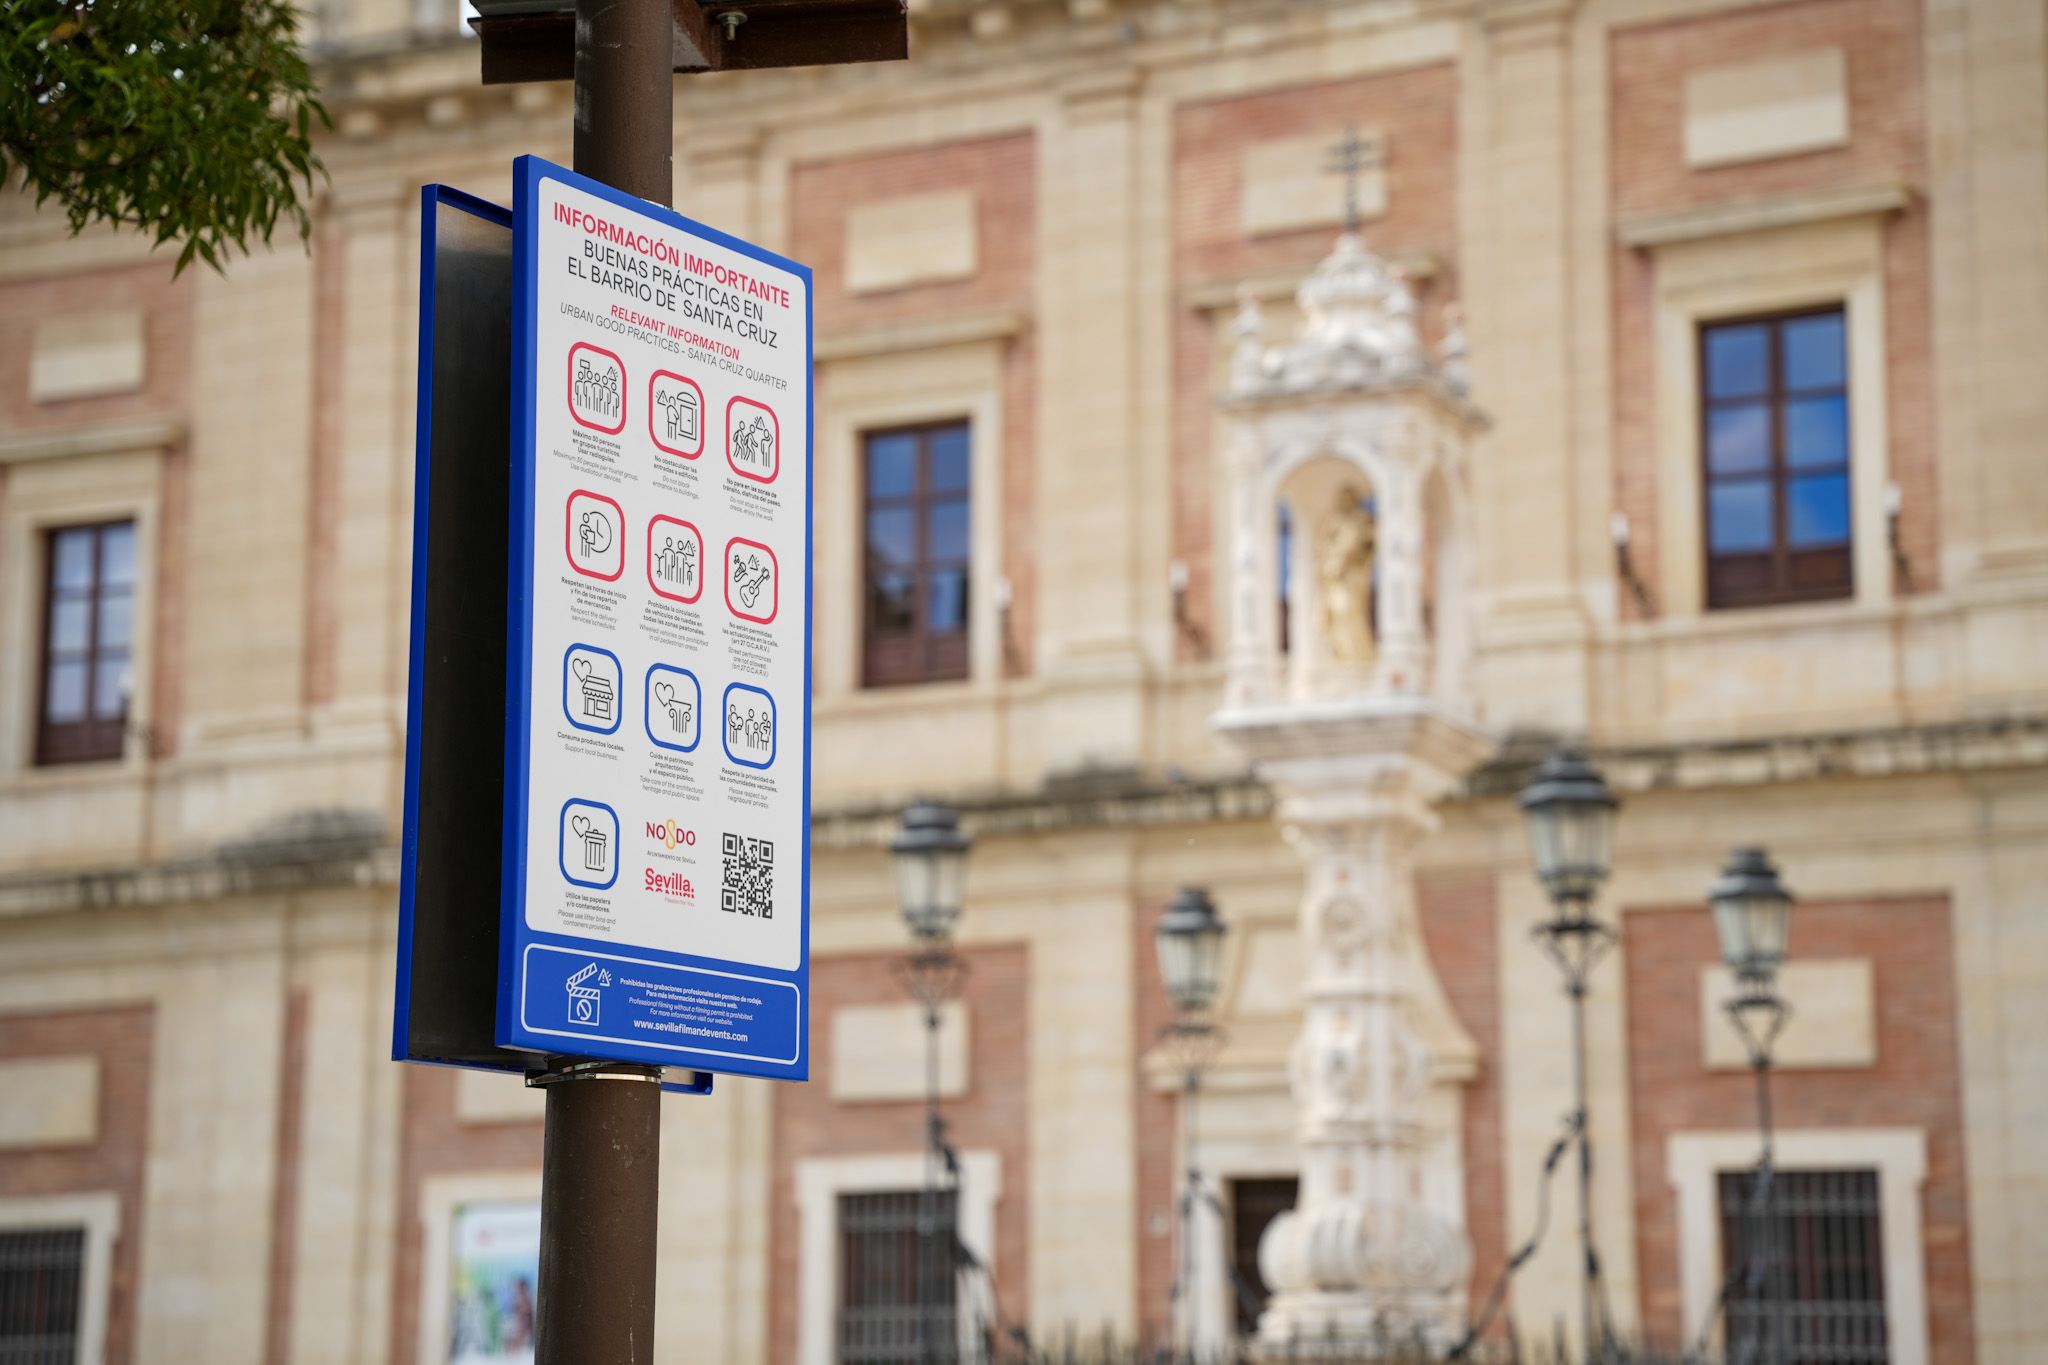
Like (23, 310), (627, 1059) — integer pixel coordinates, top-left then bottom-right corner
(0, 0), (2044, 1362)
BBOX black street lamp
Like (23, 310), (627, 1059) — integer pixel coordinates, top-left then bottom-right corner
(1710, 847), (1795, 1365)
(1517, 749), (1620, 1359)
(1156, 887), (1228, 1361)
(891, 800), (972, 1364)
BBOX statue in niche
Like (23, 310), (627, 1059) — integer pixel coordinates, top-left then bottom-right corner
(1316, 486), (1377, 664)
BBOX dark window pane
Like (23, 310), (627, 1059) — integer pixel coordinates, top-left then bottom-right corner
(97, 591), (133, 650)
(929, 424), (970, 493)
(1785, 395), (1849, 470)
(0, 1226), (86, 1353)
(869, 573), (915, 635)
(1705, 323), (1769, 398)
(927, 569), (968, 633)
(1707, 403), (1771, 475)
(99, 522), (136, 587)
(48, 596), (90, 654)
(865, 433), (917, 499)
(865, 508), (917, 570)
(1709, 480), (1774, 553)
(1782, 312), (1846, 390)
(52, 530), (96, 590)
(94, 655), (130, 720)
(46, 661), (87, 723)
(928, 499), (969, 563)
(1788, 473), (1852, 547)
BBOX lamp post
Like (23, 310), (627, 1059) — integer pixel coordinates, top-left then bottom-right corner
(1156, 887), (1229, 1362)
(892, 801), (972, 1365)
(1709, 848), (1795, 1365)
(1517, 749), (1620, 1359)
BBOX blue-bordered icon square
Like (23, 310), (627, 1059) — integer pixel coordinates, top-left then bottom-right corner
(562, 643), (623, 735)
(558, 797), (620, 890)
(645, 664), (702, 753)
(721, 682), (776, 769)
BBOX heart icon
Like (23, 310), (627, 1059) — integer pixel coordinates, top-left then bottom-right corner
(654, 681), (676, 709)
(572, 657), (592, 681)
(570, 815), (592, 838)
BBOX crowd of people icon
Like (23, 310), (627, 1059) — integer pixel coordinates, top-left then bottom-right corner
(730, 552), (772, 609)
(573, 357), (622, 421)
(655, 386), (699, 444)
(731, 413), (775, 469)
(727, 702), (773, 755)
(654, 535), (698, 591)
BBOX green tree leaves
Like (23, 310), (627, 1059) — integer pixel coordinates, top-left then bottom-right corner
(0, 0), (330, 274)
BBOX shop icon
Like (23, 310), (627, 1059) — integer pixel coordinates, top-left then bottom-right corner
(566, 489), (625, 581)
(568, 342), (626, 435)
(647, 516), (703, 604)
(724, 536), (777, 624)
(725, 396), (780, 484)
(645, 664), (701, 753)
(562, 643), (623, 735)
(559, 799), (619, 890)
(649, 370), (704, 459)
(721, 682), (776, 769)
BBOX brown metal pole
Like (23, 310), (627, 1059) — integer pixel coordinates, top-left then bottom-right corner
(572, 0), (675, 205)
(534, 9), (672, 1365)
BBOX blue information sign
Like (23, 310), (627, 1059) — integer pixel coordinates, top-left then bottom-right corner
(493, 156), (813, 1080)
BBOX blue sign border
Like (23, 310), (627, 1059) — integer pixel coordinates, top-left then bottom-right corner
(720, 681), (777, 769)
(497, 155), (813, 1081)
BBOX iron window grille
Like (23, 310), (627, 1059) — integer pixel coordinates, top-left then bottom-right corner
(862, 422), (971, 688)
(35, 520), (137, 766)
(837, 1188), (961, 1364)
(1719, 1167), (1888, 1364)
(1700, 307), (1854, 610)
(0, 1226), (86, 1365)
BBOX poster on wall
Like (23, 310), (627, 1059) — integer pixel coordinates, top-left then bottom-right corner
(448, 1201), (540, 1365)
(496, 154), (814, 1081)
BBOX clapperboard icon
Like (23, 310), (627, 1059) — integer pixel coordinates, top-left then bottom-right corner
(566, 962), (603, 1026)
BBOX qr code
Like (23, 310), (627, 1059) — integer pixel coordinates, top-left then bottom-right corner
(720, 832), (774, 919)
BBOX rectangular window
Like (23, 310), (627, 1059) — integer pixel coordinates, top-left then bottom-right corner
(1701, 308), (1852, 609)
(1228, 1176), (1298, 1338)
(1718, 1167), (1887, 1363)
(836, 1189), (959, 1364)
(862, 423), (970, 688)
(35, 521), (135, 766)
(0, 1225), (86, 1365)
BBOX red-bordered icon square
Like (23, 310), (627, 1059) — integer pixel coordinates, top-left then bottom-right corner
(724, 536), (778, 624)
(646, 515), (704, 604)
(648, 370), (705, 460)
(725, 395), (780, 484)
(565, 489), (625, 581)
(567, 342), (627, 435)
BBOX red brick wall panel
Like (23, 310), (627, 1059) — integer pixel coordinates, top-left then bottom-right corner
(1621, 896), (1973, 1359)
(0, 1005), (155, 1365)
(769, 944), (1031, 1360)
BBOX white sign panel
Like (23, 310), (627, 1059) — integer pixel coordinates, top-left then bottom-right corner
(498, 156), (811, 1079)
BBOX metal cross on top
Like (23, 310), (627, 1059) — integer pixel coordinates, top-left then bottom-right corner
(1324, 125), (1381, 233)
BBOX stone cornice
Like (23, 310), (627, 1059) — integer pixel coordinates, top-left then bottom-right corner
(1616, 182), (1914, 250)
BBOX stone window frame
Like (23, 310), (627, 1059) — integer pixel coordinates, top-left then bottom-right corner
(412, 1169), (541, 1365)
(794, 1149), (1001, 1365)
(0, 430), (169, 780)
(814, 339), (1009, 699)
(1667, 1127), (1927, 1364)
(0, 1190), (122, 1365)
(1642, 208), (1895, 620)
